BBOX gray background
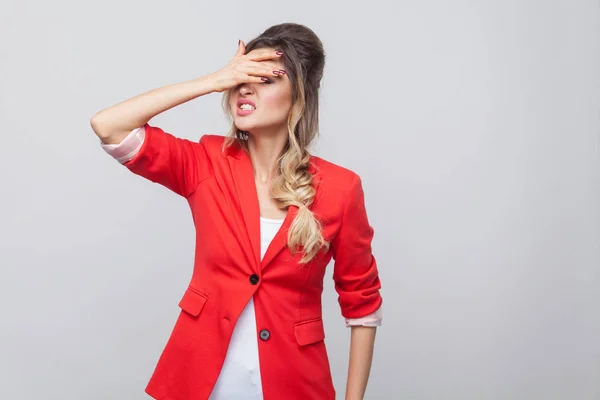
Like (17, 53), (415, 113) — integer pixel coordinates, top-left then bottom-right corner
(1, 0), (599, 399)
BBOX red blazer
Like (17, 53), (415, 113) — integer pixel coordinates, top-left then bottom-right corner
(122, 124), (383, 400)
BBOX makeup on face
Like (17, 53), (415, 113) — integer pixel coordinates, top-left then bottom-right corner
(233, 72), (285, 117)
(230, 58), (292, 130)
(236, 98), (256, 116)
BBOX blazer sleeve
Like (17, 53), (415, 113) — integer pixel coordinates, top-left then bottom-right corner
(121, 123), (213, 198)
(331, 173), (383, 319)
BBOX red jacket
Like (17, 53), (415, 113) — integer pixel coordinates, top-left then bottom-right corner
(122, 124), (383, 400)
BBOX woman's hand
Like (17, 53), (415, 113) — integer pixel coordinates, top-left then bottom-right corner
(209, 40), (285, 93)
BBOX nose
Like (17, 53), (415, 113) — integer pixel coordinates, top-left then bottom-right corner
(238, 82), (254, 96)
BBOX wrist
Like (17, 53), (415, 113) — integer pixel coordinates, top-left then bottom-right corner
(198, 72), (224, 93)
(188, 74), (219, 95)
(345, 395), (363, 400)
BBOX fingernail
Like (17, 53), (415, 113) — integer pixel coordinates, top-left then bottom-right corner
(261, 77), (268, 81)
(279, 70), (286, 74)
(273, 70), (281, 75)
(276, 51), (283, 55)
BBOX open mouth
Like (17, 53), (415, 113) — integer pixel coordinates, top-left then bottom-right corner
(236, 100), (257, 116)
(239, 103), (256, 111)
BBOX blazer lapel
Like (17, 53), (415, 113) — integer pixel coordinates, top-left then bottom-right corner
(228, 153), (261, 271)
(260, 205), (297, 270)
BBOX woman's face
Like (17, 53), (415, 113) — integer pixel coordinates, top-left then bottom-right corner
(229, 50), (293, 136)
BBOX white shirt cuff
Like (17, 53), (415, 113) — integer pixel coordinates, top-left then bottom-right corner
(100, 126), (146, 164)
(345, 304), (383, 327)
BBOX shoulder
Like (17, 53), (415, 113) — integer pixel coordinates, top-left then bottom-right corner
(310, 155), (361, 187)
(198, 134), (226, 150)
(309, 155), (369, 222)
(309, 155), (366, 211)
(197, 134), (233, 160)
(198, 134), (248, 160)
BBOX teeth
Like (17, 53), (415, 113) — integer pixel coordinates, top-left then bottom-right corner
(239, 104), (255, 111)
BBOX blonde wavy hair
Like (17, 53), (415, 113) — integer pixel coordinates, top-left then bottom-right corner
(221, 23), (328, 264)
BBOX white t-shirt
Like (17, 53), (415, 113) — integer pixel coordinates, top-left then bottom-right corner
(209, 216), (284, 399)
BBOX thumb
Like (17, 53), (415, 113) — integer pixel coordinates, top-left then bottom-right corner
(235, 39), (246, 56)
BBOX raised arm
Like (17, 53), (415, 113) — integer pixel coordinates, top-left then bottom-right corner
(89, 40), (284, 145)
(90, 77), (218, 145)
(91, 42), (285, 197)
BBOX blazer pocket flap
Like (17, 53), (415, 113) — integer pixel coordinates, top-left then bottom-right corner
(178, 287), (208, 317)
(294, 318), (325, 346)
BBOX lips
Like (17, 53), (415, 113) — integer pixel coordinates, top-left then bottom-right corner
(236, 98), (256, 116)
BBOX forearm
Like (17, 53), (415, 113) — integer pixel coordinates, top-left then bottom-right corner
(90, 74), (219, 144)
(345, 326), (377, 400)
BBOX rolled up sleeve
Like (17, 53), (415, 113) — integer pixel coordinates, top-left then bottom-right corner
(117, 124), (213, 198)
(331, 174), (383, 319)
(345, 305), (383, 327)
(101, 126), (146, 163)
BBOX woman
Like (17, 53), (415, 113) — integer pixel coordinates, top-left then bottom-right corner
(91, 23), (383, 400)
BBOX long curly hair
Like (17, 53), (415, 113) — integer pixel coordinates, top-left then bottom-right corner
(221, 22), (328, 264)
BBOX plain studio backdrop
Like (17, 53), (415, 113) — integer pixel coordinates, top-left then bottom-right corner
(1, 0), (599, 399)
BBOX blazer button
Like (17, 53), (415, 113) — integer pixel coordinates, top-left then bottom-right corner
(259, 329), (270, 341)
(249, 274), (259, 285)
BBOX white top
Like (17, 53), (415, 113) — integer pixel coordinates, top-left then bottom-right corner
(209, 216), (284, 399)
(100, 127), (383, 399)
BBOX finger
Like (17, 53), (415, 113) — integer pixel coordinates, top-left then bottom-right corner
(244, 48), (283, 62)
(239, 68), (281, 81)
(238, 75), (270, 85)
(240, 61), (285, 77)
(235, 40), (246, 57)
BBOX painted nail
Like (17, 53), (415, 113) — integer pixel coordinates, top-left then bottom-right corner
(276, 51), (283, 55)
(273, 70), (281, 75)
(261, 77), (268, 81)
(279, 70), (286, 74)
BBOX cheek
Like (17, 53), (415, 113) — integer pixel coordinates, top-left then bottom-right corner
(262, 90), (292, 114)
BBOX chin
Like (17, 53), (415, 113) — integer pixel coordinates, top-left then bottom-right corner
(233, 120), (256, 133)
